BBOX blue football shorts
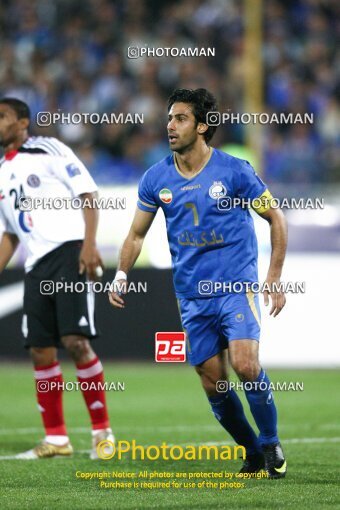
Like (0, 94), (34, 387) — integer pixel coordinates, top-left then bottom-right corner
(177, 292), (261, 366)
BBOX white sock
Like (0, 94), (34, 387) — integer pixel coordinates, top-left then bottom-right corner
(45, 435), (69, 446)
(91, 428), (112, 437)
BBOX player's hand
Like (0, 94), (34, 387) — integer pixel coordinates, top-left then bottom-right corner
(263, 278), (286, 317)
(79, 243), (104, 281)
(108, 279), (127, 309)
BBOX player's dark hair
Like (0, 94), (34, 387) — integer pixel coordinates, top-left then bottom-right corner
(167, 88), (218, 143)
(0, 98), (31, 121)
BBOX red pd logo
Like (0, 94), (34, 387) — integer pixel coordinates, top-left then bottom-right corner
(155, 332), (186, 362)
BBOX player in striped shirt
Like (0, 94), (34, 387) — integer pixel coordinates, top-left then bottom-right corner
(0, 98), (114, 459)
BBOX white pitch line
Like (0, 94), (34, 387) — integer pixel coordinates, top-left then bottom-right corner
(0, 437), (339, 460)
(0, 422), (337, 436)
(0, 425), (220, 436)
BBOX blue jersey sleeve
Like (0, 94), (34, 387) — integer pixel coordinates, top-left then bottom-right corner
(137, 170), (158, 213)
(237, 160), (267, 200)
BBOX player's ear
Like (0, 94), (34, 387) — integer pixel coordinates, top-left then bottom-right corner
(197, 123), (208, 135)
(19, 118), (30, 130)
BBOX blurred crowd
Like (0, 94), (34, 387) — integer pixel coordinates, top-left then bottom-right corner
(0, 0), (339, 184)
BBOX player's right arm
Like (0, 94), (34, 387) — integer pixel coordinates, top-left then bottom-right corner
(0, 232), (19, 273)
(108, 208), (155, 309)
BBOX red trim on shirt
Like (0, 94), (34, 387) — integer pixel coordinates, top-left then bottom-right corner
(4, 150), (18, 160)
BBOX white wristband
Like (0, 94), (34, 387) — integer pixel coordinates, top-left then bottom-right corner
(114, 270), (127, 281)
(95, 266), (103, 278)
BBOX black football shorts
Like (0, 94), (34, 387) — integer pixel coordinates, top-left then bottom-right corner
(22, 240), (99, 348)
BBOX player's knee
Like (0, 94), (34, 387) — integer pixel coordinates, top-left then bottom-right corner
(195, 367), (222, 395)
(62, 335), (93, 362)
(203, 381), (220, 396)
(232, 359), (260, 382)
(30, 347), (57, 367)
(199, 376), (217, 396)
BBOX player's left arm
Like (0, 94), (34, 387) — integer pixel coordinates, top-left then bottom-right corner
(79, 191), (104, 281)
(50, 155), (103, 281)
(237, 160), (288, 317)
(256, 204), (288, 317)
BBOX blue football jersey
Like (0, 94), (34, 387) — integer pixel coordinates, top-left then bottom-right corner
(137, 148), (268, 298)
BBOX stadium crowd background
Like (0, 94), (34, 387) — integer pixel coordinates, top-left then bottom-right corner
(0, 0), (339, 185)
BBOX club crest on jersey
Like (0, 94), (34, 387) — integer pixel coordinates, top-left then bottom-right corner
(235, 313), (244, 322)
(209, 181), (227, 199)
(66, 163), (81, 177)
(159, 188), (173, 204)
(27, 174), (40, 188)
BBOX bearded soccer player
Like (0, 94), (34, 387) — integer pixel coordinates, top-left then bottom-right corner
(109, 88), (288, 478)
(0, 98), (114, 459)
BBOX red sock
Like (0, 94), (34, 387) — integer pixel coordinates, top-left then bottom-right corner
(76, 356), (110, 430)
(34, 362), (67, 436)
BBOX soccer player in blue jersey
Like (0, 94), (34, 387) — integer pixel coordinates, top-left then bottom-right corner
(109, 88), (288, 478)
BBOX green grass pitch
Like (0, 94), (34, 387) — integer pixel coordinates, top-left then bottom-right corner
(0, 363), (339, 509)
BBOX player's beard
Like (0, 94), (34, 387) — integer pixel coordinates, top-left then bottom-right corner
(170, 134), (197, 155)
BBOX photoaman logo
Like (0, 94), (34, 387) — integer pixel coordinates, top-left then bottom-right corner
(159, 188), (173, 204)
(96, 439), (246, 461)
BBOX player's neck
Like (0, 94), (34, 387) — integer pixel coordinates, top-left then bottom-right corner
(175, 145), (212, 177)
(3, 134), (28, 153)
